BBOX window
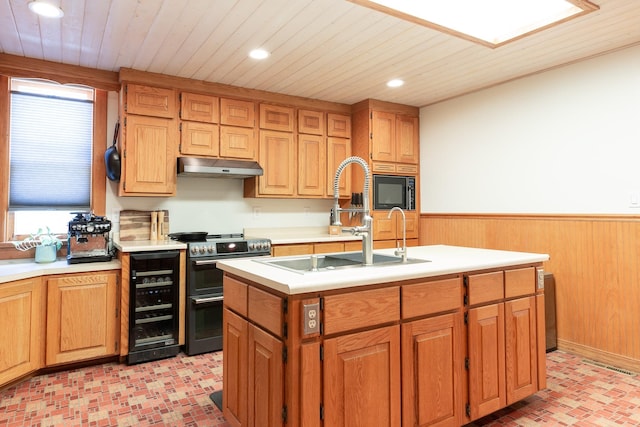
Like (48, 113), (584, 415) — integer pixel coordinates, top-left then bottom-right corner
(9, 78), (94, 235)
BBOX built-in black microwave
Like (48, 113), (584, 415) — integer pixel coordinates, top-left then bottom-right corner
(373, 175), (416, 211)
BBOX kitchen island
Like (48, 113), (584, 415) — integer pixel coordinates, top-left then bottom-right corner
(217, 245), (549, 427)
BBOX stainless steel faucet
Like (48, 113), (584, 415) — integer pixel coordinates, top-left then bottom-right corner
(387, 207), (408, 263)
(331, 156), (374, 265)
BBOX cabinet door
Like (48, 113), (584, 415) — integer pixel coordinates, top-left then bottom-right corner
(371, 111), (395, 162)
(299, 109), (324, 135)
(220, 126), (256, 160)
(46, 272), (118, 365)
(259, 131), (296, 196)
(126, 84), (176, 118)
(298, 134), (326, 196)
(248, 324), (284, 427)
(326, 137), (351, 198)
(402, 210), (419, 240)
(327, 113), (351, 138)
(402, 312), (463, 427)
(221, 98), (255, 127)
(396, 115), (418, 164)
(505, 296), (538, 404)
(122, 115), (177, 195)
(0, 278), (45, 387)
(223, 308), (248, 427)
(180, 122), (219, 157)
(468, 303), (506, 421)
(324, 325), (401, 427)
(181, 92), (218, 123)
(260, 104), (294, 132)
(373, 211), (397, 241)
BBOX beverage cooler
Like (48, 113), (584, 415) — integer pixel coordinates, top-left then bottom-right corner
(128, 250), (181, 364)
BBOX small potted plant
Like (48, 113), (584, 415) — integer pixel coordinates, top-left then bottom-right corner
(13, 226), (63, 263)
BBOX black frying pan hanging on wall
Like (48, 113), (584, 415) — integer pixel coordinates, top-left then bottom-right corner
(105, 121), (121, 181)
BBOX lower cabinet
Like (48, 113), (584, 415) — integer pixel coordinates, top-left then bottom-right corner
(46, 272), (119, 365)
(0, 277), (45, 387)
(222, 264), (544, 427)
(324, 325), (401, 427)
(271, 240), (362, 257)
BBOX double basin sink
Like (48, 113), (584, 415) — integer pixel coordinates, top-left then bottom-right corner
(257, 251), (429, 274)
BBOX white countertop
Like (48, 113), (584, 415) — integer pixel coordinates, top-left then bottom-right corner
(0, 258), (121, 284)
(244, 226), (361, 245)
(216, 245), (549, 295)
(113, 238), (187, 252)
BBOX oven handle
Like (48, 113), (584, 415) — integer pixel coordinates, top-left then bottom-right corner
(193, 295), (224, 305)
(193, 259), (219, 266)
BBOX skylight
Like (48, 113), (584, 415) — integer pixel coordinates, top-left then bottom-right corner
(349, 0), (598, 47)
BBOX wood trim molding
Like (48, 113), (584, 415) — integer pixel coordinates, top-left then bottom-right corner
(0, 76), (8, 242)
(420, 212), (640, 373)
(92, 90), (108, 216)
(0, 53), (119, 91)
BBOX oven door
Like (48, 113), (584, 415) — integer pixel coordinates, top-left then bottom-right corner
(186, 292), (224, 356)
(188, 258), (224, 295)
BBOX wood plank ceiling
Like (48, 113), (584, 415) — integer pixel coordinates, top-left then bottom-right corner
(0, 0), (639, 107)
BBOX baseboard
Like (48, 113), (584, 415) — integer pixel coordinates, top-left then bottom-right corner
(558, 338), (640, 373)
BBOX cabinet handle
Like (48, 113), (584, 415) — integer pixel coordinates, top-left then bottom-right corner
(193, 296), (223, 305)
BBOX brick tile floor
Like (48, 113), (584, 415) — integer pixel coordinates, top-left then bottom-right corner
(1, 350), (638, 426)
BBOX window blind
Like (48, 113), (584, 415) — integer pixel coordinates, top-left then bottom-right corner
(9, 91), (93, 210)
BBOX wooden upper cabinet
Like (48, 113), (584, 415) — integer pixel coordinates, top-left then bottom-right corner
(327, 113), (351, 138)
(121, 114), (177, 196)
(298, 133), (326, 197)
(126, 84), (176, 118)
(220, 126), (256, 160)
(260, 104), (294, 132)
(258, 130), (296, 196)
(298, 109), (324, 135)
(180, 121), (219, 157)
(396, 115), (418, 164)
(181, 92), (219, 123)
(221, 98), (255, 128)
(371, 111), (396, 163)
(327, 136), (351, 198)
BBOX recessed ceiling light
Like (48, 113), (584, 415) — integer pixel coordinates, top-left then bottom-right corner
(249, 49), (270, 60)
(349, 0), (598, 47)
(387, 79), (404, 88)
(28, 1), (64, 18)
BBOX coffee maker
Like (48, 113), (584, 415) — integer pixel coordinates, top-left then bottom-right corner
(67, 212), (113, 264)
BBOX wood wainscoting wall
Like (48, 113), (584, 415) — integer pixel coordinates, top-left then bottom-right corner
(420, 213), (640, 373)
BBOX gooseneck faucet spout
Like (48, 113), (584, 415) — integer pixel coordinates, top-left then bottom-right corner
(387, 207), (408, 263)
(332, 156), (373, 266)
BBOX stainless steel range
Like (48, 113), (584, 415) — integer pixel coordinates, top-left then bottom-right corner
(178, 233), (271, 356)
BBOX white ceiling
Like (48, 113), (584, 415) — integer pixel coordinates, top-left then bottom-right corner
(1, 0), (639, 107)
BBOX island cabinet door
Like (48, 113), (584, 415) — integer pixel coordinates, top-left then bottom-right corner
(467, 303), (506, 421)
(401, 312), (463, 427)
(248, 324), (283, 427)
(505, 296), (538, 404)
(323, 325), (401, 427)
(223, 309), (248, 427)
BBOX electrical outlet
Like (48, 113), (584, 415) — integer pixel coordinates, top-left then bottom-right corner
(537, 268), (545, 290)
(253, 207), (261, 219)
(303, 302), (320, 335)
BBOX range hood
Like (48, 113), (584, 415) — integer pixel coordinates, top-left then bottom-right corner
(177, 157), (263, 179)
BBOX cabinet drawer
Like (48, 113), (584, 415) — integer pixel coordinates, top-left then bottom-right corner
(467, 271), (504, 306)
(224, 275), (248, 316)
(371, 162), (396, 173)
(396, 164), (418, 174)
(323, 287), (399, 335)
(505, 267), (536, 298)
(272, 244), (314, 257)
(402, 277), (462, 318)
(248, 287), (283, 337)
(260, 104), (294, 132)
(314, 242), (344, 254)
